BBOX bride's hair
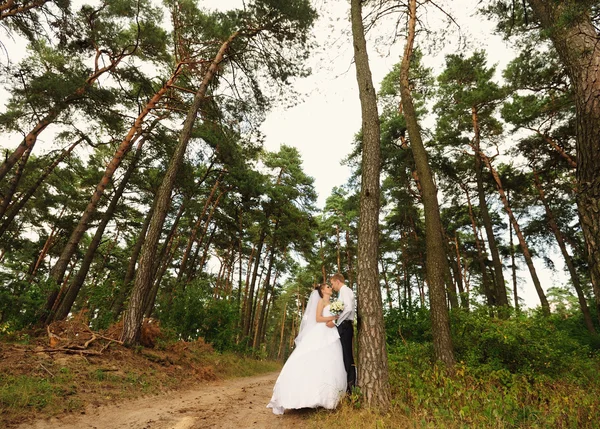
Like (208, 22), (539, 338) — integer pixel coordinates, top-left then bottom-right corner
(314, 283), (327, 298)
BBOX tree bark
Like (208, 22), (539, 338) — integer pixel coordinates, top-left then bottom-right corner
(120, 33), (240, 345)
(461, 182), (495, 307)
(527, 0), (600, 324)
(472, 106), (509, 309)
(475, 147), (550, 315)
(51, 137), (145, 322)
(0, 145), (32, 219)
(350, 0), (391, 410)
(110, 204), (155, 319)
(0, 49), (128, 182)
(0, 139), (81, 239)
(399, 0), (455, 368)
(532, 169), (595, 333)
(48, 65), (185, 291)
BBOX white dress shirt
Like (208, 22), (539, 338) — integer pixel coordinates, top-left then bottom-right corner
(336, 284), (355, 325)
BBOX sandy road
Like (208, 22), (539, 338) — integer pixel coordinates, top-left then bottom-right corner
(18, 372), (315, 429)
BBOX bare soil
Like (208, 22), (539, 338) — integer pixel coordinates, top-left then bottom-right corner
(17, 372), (315, 429)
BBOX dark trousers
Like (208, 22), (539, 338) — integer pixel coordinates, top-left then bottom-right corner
(337, 320), (356, 392)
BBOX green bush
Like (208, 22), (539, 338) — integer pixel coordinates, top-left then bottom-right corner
(157, 278), (239, 351)
(450, 308), (592, 376)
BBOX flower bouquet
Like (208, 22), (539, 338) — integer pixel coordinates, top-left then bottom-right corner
(329, 300), (344, 316)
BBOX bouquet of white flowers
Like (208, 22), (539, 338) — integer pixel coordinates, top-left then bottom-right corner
(329, 300), (344, 316)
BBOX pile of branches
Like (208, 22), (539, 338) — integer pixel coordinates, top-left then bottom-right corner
(40, 312), (124, 356)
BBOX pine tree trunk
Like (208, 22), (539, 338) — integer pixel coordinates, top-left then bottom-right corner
(243, 231), (266, 337)
(121, 33), (240, 345)
(380, 259), (393, 311)
(350, 0), (391, 410)
(30, 206), (65, 277)
(453, 233), (468, 308)
(255, 240), (277, 348)
(0, 140), (81, 239)
(472, 107), (509, 309)
(533, 170), (595, 333)
(507, 190), (520, 312)
(177, 173), (221, 281)
(0, 52), (128, 182)
(527, 0), (600, 324)
(111, 204), (154, 319)
(0, 145), (32, 219)
(277, 300), (287, 360)
(48, 65), (185, 291)
(461, 182), (495, 307)
(399, 0), (455, 368)
(475, 147), (550, 315)
(51, 139), (145, 322)
(346, 229), (354, 289)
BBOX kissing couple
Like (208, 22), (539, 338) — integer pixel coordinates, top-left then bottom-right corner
(267, 273), (356, 415)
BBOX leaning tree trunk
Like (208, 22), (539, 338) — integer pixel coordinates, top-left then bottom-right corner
(399, 0), (455, 368)
(350, 0), (391, 411)
(533, 170), (595, 333)
(47, 64), (185, 302)
(51, 137), (146, 322)
(527, 0), (600, 322)
(120, 34), (240, 346)
(110, 203), (154, 319)
(475, 147), (550, 315)
(243, 230), (266, 337)
(0, 139), (81, 239)
(255, 236), (278, 348)
(472, 106), (509, 309)
(0, 50), (128, 183)
(461, 182), (495, 307)
(0, 145), (32, 219)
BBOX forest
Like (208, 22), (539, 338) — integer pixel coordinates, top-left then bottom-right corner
(1, 0), (600, 427)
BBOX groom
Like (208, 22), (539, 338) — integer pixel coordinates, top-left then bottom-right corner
(327, 273), (356, 393)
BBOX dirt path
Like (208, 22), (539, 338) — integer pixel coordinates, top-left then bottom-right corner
(19, 372), (315, 429)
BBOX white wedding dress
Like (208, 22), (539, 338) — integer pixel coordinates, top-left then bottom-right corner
(267, 297), (346, 415)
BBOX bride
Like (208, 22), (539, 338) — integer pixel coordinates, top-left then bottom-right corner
(267, 283), (347, 415)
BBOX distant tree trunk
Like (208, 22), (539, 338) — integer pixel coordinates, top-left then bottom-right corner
(453, 233), (468, 308)
(153, 201), (187, 310)
(527, 0), (600, 323)
(507, 190), (520, 312)
(240, 245), (256, 331)
(0, 139), (81, 239)
(277, 300), (287, 360)
(350, 0), (391, 410)
(380, 259), (393, 311)
(472, 107), (509, 310)
(399, 0), (455, 368)
(51, 137), (146, 322)
(177, 171), (220, 282)
(533, 170), (595, 333)
(475, 147), (550, 315)
(243, 230), (266, 337)
(443, 237), (460, 310)
(121, 33), (240, 345)
(319, 236), (327, 283)
(255, 238), (278, 348)
(30, 206), (66, 277)
(461, 182), (494, 307)
(346, 229), (354, 289)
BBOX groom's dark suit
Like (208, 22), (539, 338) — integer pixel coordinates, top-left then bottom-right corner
(336, 284), (356, 392)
